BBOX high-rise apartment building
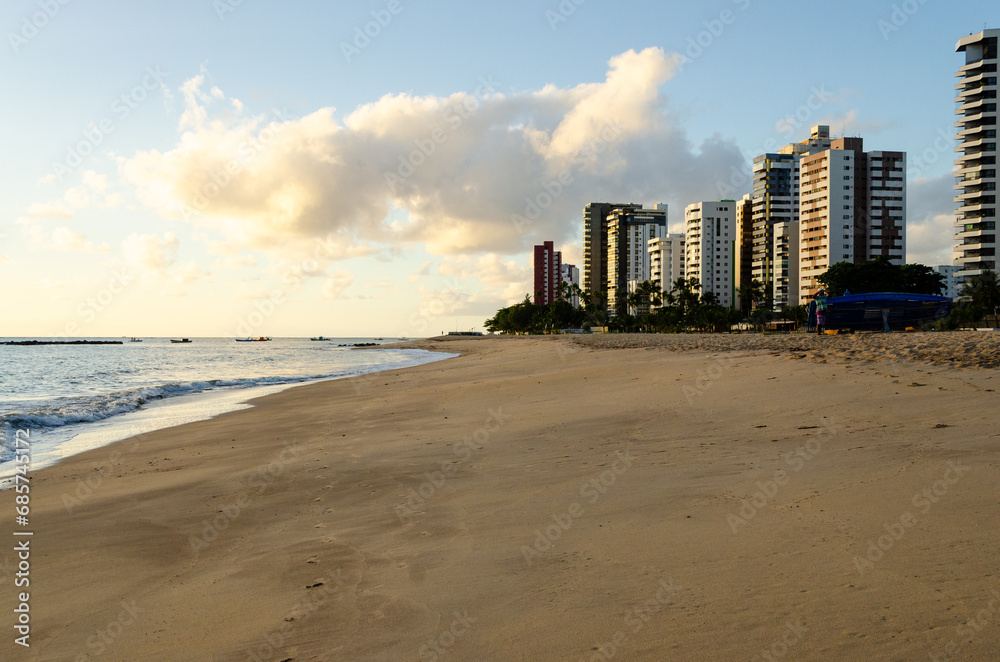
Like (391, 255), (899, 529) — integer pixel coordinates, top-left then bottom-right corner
(798, 138), (906, 301)
(648, 233), (686, 302)
(685, 201), (734, 307)
(934, 264), (963, 300)
(607, 204), (668, 315)
(582, 202), (639, 303)
(954, 29), (999, 281)
(533, 241), (562, 306)
(751, 152), (802, 305)
(734, 193), (753, 304)
(560, 263), (580, 307)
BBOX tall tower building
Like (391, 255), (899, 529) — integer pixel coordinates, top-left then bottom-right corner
(734, 193), (754, 302)
(954, 29), (999, 281)
(798, 138), (907, 301)
(582, 202), (638, 304)
(648, 233), (686, 303)
(533, 241), (562, 306)
(606, 204), (668, 315)
(685, 201), (735, 308)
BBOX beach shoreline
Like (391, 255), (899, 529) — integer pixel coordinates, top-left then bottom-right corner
(4, 334), (999, 661)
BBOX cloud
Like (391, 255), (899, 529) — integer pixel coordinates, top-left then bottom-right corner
(907, 174), (955, 266)
(50, 227), (112, 253)
(19, 202), (72, 222)
(117, 48), (745, 262)
(811, 109), (893, 136)
(122, 231), (180, 271)
(321, 270), (354, 299)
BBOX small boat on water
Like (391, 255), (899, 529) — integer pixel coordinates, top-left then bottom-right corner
(236, 337), (272, 342)
(170, 338), (192, 344)
(310, 336), (332, 341)
(129, 337), (143, 342)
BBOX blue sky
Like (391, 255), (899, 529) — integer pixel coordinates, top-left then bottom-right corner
(1, 0), (996, 336)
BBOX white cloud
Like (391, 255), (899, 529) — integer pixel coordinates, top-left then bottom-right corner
(20, 202), (72, 222)
(50, 227), (112, 253)
(321, 270), (354, 299)
(122, 231), (180, 271)
(117, 48), (745, 262)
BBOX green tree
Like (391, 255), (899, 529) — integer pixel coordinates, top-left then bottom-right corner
(959, 270), (1000, 326)
(817, 257), (945, 296)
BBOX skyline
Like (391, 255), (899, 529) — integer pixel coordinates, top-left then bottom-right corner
(1, 1), (997, 337)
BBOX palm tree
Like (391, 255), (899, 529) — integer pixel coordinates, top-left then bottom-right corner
(959, 271), (1000, 326)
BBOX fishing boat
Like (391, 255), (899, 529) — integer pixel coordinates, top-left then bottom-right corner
(170, 338), (192, 344)
(236, 337), (271, 342)
(129, 337), (143, 342)
(310, 336), (332, 341)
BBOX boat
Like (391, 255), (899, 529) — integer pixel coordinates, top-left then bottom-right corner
(236, 337), (271, 342)
(170, 338), (192, 344)
(824, 292), (952, 331)
(129, 337), (143, 342)
(310, 336), (332, 341)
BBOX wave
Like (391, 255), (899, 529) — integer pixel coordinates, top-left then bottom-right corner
(0, 363), (428, 463)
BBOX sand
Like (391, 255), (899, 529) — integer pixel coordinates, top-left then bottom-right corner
(4, 333), (1000, 661)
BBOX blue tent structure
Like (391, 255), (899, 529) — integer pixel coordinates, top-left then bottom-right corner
(824, 292), (952, 331)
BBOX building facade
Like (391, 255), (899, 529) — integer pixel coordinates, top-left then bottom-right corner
(560, 263), (580, 307)
(935, 264), (963, 300)
(582, 202), (638, 304)
(954, 29), (999, 281)
(607, 204), (668, 315)
(685, 201), (735, 308)
(649, 233), (686, 304)
(734, 194), (754, 305)
(532, 241), (562, 306)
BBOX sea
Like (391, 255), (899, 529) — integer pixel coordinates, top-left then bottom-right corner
(0, 337), (455, 480)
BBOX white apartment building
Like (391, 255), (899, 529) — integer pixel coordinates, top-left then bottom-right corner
(648, 233), (686, 303)
(934, 264), (963, 300)
(560, 263), (580, 307)
(685, 201), (734, 307)
(772, 220), (799, 306)
(954, 29), (999, 281)
(799, 148), (856, 301)
(606, 204), (668, 314)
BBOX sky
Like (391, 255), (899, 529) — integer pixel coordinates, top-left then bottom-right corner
(1, 0), (996, 337)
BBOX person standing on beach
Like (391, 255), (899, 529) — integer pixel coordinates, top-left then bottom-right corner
(815, 288), (828, 335)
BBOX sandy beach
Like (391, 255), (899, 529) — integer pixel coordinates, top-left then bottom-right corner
(4, 332), (1000, 661)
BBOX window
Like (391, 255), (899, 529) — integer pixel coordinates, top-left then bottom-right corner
(844, 244), (850, 249)
(844, 176), (851, 180)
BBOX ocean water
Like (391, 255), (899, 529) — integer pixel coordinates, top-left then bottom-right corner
(0, 337), (453, 476)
